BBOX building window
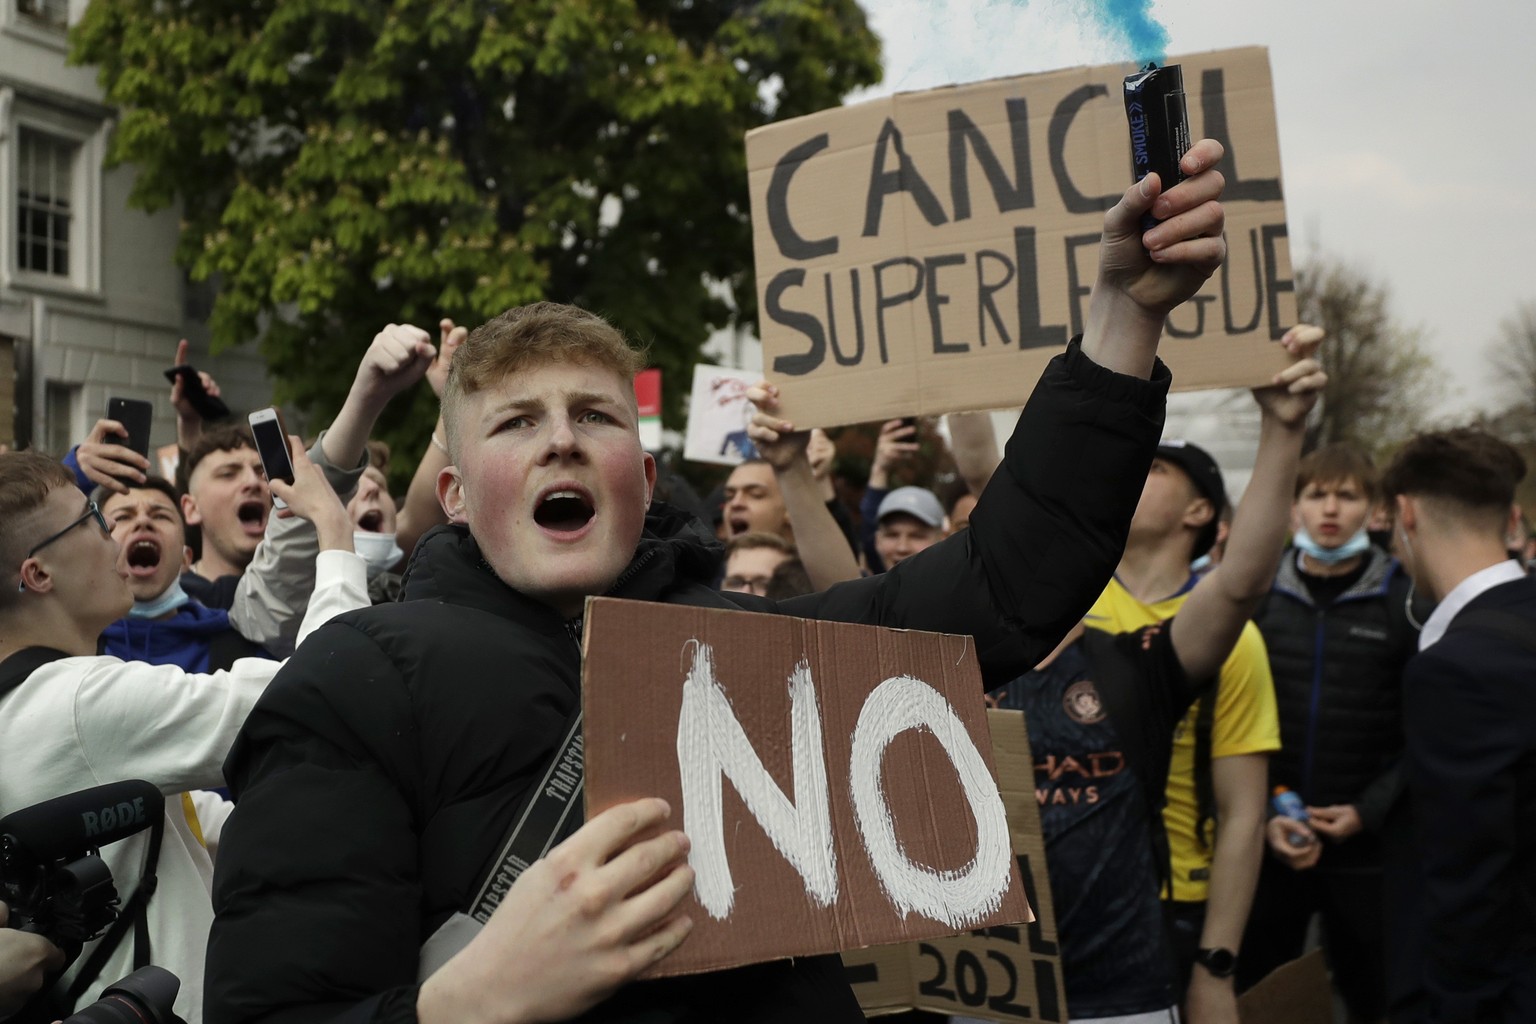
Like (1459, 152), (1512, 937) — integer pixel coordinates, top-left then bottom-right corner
(44, 380), (81, 458)
(16, 0), (69, 30)
(16, 127), (75, 278)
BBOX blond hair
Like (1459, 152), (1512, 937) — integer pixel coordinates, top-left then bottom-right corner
(442, 302), (647, 455)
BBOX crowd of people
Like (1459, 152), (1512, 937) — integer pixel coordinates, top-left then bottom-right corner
(1, 134), (1532, 1024)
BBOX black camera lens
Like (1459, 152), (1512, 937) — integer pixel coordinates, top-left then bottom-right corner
(64, 966), (182, 1024)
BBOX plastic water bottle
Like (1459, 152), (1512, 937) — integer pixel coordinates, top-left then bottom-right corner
(1271, 786), (1312, 847)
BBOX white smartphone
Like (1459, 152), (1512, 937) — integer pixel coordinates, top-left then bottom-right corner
(247, 407), (295, 510)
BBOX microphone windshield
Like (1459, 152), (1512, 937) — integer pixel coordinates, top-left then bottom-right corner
(1, 780), (163, 863)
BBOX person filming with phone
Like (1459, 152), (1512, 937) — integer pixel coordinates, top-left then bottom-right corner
(0, 439), (367, 1022)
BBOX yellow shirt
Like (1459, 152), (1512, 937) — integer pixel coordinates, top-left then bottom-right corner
(1087, 576), (1279, 902)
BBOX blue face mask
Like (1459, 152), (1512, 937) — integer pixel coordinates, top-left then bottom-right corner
(1294, 525), (1371, 565)
(129, 578), (191, 619)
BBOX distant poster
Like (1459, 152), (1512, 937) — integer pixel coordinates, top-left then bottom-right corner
(682, 364), (761, 466)
(634, 368), (662, 452)
(156, 442), (180, 482)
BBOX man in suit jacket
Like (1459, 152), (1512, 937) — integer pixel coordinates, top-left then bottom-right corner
(1383, 428), (1536, 1024)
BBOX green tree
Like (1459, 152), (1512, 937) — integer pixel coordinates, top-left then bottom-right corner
(72, 0), (881, 473)
(1295, 255), (1441, 456)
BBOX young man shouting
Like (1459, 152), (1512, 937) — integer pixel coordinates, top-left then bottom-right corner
(207, 140), (1232, 1024)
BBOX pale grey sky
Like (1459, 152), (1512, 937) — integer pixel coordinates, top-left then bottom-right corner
(854, 0), (1536, 422)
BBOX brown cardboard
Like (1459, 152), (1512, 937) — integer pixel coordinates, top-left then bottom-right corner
(1237, 950), (1333, 1024)
(746, 46), (1295, 429)
(581, 598), (1033, 978)
(843, 709), (1066, 1021)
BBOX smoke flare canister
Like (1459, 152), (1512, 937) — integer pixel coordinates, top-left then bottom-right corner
(1123, 63), (1191, 229)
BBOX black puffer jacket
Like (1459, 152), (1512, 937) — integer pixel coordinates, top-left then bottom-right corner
(205, 341), (1169, 1024)
(1255, 547), (1419, 858)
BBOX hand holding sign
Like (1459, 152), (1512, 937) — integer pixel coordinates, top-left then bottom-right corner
(418, 798), (694, 1024)
(745, 381), (810, 471)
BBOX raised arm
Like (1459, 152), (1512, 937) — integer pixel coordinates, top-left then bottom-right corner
(71, 418), (150, 496)
(946, 411), (1001, 496)
(784, 140), (1230, 682)
(395, 318), (466, 559)
(1082, 138), (1226, 378)
(319, 323), (436, 473)
(745, 383), (862, 591)
(1171, 325), (1326, 681)
(229, 437), (368, 655)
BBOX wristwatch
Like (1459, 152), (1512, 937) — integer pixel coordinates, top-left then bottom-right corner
(1195, 947), (1238, 978)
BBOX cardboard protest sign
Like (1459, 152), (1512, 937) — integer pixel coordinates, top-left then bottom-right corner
(634, 368), (662, 452)
(1238, 950), (1332, 1024)
(581, 598), (1033, 978)
(844, 709), (1066, 1021)
(746, 46), (1296, 428)
(681, 363), (760, 465)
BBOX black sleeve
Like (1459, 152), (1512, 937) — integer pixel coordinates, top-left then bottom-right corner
(206, 621), (424, 1024)
(780, 338), (1169, 688)
(824, 496), (858, 556)
(1403, 645), (1525, 1023)
(1355, 760), (1404, 834)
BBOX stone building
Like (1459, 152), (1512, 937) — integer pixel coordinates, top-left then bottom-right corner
(0, 0), (270, 457)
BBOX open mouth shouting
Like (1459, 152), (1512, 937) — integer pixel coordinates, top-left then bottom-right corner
(124, 535), (164, 580)
(357, 508), (386, 533)
(237, 499), (268, 537)
(533, 484), (596, 540)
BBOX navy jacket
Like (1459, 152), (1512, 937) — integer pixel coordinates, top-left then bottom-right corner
(1391, 574), (1536, 1024)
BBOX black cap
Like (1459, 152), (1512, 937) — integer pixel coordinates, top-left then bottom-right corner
(1155, 440), (1227, 559)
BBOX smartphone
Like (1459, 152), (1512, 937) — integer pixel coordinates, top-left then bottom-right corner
(163, 365), (231, 421)
(106, 397), (154, 462)
(247, 407), (295, 510)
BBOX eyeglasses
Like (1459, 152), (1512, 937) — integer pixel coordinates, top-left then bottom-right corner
(722, 575), (773, 596)
(17, 500), (111, 592)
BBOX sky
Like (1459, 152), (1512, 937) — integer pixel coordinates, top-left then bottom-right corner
(850, 0), (1536, 422)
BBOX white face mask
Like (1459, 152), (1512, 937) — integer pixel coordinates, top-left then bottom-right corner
(353, 531), (403, 579)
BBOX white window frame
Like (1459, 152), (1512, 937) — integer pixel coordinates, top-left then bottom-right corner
(1, 0), (87, 52)
(0, 88), (105, 296)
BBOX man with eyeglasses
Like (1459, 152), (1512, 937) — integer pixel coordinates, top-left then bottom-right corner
(719, 532), (796, 597)
(0, 444), (368, 1023)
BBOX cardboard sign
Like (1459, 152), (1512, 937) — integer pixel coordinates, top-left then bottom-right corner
(634, 368), (662, 452)
(1237, 950), (1332, 1024)
(746, 46), (1296, 428)
(681, 363), (761, 465)
(844, 709), (1066, 1021)
(581, 598), (1033, 978)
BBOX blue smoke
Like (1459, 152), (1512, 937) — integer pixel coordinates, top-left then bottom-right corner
(1098, 0), (1170, 65)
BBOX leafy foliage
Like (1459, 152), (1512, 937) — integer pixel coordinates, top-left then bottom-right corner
(1295, 255), (1441, 457)
(73, 0), (881, 473)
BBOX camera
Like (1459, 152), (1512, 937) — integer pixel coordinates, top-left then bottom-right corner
(63, 966), (184, 1024)
(0, 781), (162, 960)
